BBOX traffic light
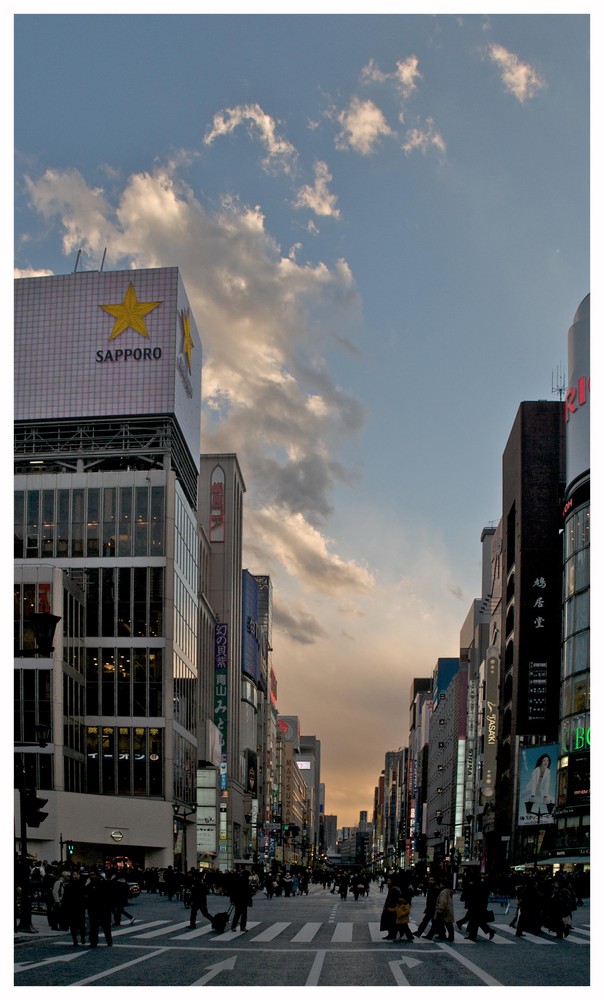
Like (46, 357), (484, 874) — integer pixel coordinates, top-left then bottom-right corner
(24, 788), (48, 828)
(282, 825), (290, 838)
(290, 825), (300, 838)
(66, 841), (75, 856)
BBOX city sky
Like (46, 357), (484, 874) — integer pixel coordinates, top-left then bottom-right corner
(11, 7), (590, 827)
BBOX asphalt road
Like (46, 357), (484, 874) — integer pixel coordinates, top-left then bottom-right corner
(14, 883), (591, 988)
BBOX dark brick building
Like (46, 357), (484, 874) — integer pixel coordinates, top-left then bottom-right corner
(494, 401), (566, 866)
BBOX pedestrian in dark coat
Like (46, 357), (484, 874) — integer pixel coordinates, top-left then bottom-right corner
(163, 865), (177, 901)
(189, 872), (213, 929)
(229, 871), (252, 932)
(62, 871), (87, 946)
(514, 877), (544, 936)
(110, 874), (135, 926)
(415, 877), (440, 937)
(547, 878), (574, 938)
(85, 869), (113, 947)
(464, 876), (495, 941)
(380, 880), (402, 940)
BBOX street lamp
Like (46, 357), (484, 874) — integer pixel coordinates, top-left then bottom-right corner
(527, 804), (555, 869)
(173, 802), (196, 874)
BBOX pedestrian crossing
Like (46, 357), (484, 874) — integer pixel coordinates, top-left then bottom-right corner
(108, 918), (590, 946)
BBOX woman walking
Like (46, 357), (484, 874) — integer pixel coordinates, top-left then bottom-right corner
(380, 879), (402, 940)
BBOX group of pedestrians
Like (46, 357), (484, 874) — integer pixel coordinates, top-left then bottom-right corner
(509, 873), (581, 938)
(379, 868), (585, 944)
(38, 866), (136, 947)
(381, 872), (497, 944)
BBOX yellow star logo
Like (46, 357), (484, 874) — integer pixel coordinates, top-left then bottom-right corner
(181, 308), (194, 373)
(100, 282), (162, 340)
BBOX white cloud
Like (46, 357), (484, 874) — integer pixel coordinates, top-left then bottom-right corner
(394, 55), (423, 97)
(361, 55), (422, 98)
(335, 96), (394, 155)
(20, 164), (368, 598)
(294, 160), (340, 219)
(487, 43), (546, 103)
(14, 266), (54, 278)
(402, 117), (446, 156)
(245, 506), (374, 596)
(24, 168), (115, 259)
(360, 58), (390, 85)
(204, 102), (298, 175)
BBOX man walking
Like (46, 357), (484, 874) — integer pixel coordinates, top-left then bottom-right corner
(85, 868), (113, 947)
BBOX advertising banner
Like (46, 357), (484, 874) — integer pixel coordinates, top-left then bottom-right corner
(517, 742), (559, 826)
(214, 623), (228, 787)
(242, 570), (262, 686)
(481, 647), (499, 802)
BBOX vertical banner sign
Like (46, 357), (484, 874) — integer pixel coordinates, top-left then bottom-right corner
(526, 572), (549, 725)
(481, 647), (499, 803)
(214, 623), (228, 789)
(210, 465), (226, 542)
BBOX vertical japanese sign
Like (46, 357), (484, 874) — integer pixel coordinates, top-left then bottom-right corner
(214, 622), (228, 789)
(481, 646), (499, 804)
(210, 465), (225, 542)
(526, 573), (548, 724)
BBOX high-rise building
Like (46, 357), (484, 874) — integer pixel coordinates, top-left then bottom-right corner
(197, 454), (248, 868)
(555, 294), (590, 865)
(299, 735), (322, 863)
(495, 400), (566, 868)
(426, 658), (461, 867)
(14, 267), (203, 868)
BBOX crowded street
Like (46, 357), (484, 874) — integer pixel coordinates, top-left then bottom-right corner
(15, 876), (590, 988)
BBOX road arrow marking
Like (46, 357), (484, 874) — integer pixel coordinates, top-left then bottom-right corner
(306, 950), (326, 986)
(15, 952), (85, 973)
(400, 956), (423, 969)
(389, 960), (412, 986)
(190, 955), (237, 986)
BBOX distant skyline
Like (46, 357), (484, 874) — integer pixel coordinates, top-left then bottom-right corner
(11, 8), (590, 826)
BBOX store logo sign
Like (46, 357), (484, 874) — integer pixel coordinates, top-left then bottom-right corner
(97, 282), (163, 363)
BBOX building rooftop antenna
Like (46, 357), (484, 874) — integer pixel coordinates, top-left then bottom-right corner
(73, 249), (82, 274)
(551, 362), (567, 402)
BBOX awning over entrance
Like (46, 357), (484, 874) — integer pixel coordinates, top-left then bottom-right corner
(540, 855), (590, 865)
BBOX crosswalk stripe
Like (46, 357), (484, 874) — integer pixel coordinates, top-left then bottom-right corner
(369, 922), (386, 942)
(171, 924), (214, 940)
(117, 917), (590, 946)
(331, 922), (353, 942)
(493, 926), (555, 945)
(291, 922), (322, 943)
(251, 922), (291, 942)
(212, 921), (261, 941)
(113, 920), (171, 937)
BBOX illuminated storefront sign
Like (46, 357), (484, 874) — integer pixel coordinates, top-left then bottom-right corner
(564, 375), (590, 422)
(481, 647), (499, 801)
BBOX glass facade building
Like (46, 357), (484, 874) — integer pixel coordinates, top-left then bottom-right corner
(14, 267), (203, 868)
(556, 294), (590, 860)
